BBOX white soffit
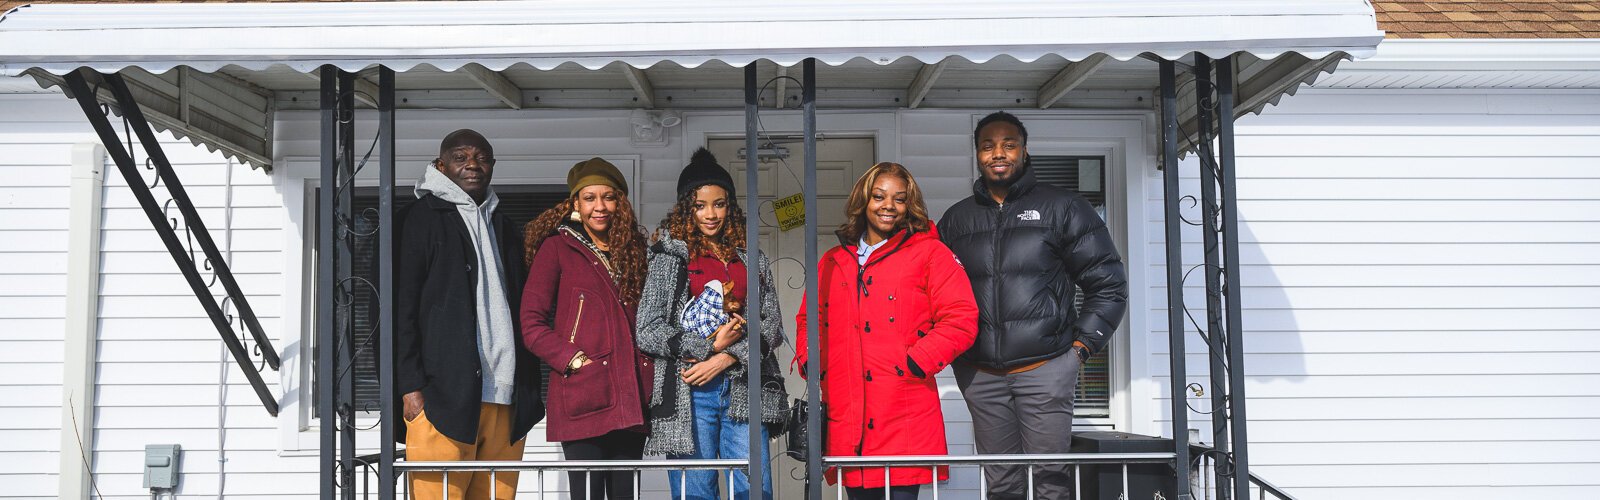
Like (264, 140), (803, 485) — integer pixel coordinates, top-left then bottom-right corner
(0, 0), (1382, 76)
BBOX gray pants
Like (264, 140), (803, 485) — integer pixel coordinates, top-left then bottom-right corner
(953, 352), (1081, 500)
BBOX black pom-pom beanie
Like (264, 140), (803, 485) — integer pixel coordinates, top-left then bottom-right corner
(676, 147), (736, 200)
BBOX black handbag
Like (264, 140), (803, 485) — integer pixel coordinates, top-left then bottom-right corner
(784, 398), (826, 462)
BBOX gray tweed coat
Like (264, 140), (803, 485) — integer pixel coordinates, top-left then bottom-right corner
(635, 235), (789, 456)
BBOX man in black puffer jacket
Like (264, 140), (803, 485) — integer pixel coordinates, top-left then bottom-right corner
(938, 111), (1128, 500)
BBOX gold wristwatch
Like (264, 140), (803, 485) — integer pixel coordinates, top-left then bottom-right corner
(569, 351), (589, 372)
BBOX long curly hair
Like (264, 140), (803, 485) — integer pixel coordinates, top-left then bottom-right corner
(523, 195), (648, 308)
(655, 188), (748, 262)
(838, 161), (931, 242)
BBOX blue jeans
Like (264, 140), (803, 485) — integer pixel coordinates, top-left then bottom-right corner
(668, 374), (773, 500)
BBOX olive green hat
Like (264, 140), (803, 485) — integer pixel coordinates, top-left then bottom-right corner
(566, 157), (627, 196)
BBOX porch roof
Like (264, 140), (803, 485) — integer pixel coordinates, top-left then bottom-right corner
(0, 0), (1384, 169)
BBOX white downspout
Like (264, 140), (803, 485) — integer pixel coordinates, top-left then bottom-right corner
(59, 143), (106, 499)
(216, 158), (235, 499)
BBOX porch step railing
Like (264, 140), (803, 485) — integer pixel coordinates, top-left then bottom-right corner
(387, 453), (1185, 499)
(1192, 448), (1300, 500)
(394, 459), (745, 499)
(826, 452), (1175, 499)
(1248, 471), (1299, 500)
(381, 451), (1298, 499)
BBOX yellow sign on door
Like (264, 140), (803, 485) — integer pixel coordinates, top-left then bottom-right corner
(773, 193), (806, 231)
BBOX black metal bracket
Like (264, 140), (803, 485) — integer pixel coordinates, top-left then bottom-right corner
(62, 69), (281, 416)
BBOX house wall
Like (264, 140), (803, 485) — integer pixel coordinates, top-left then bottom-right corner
(0, 93), (303, 498)
(0, 95), (75, 498)
(2, 82), (1597, 499)
(1151, 88), (1600, 500)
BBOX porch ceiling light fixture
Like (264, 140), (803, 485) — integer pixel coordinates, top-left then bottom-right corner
(629, 109), (682, 147)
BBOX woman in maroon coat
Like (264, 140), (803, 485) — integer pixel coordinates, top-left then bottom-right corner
(794, 162), (979, 500)
(520, 158), (652, 500)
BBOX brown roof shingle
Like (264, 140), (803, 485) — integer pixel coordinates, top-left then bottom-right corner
(1377, 1), (1600, 37)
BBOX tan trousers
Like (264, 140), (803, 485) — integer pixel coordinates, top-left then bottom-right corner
(406, 402), (525, 500)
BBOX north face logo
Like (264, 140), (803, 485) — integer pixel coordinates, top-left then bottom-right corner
(1018, 210), (1041, 221)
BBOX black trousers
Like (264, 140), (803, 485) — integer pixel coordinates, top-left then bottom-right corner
(845, 485), (920, 500)
(561, 430), (646, 500)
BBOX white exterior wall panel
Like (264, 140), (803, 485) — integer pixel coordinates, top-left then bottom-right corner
(0, 93), (302, 499)
(0, 95), (76, 499)
(93, 112), (297, 498)
(1147, 88), (1600, 500)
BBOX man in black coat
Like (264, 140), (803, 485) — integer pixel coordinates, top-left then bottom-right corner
(395, 129), (542, 500)
(938, 112), (1129, 499)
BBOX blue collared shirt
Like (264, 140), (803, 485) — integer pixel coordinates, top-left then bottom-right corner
(857, 236), (889, 266)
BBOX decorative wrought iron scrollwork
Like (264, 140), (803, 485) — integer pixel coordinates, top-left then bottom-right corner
(771, 256), (808, 291)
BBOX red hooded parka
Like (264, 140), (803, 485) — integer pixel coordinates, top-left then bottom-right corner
(794, 224), (979, 488)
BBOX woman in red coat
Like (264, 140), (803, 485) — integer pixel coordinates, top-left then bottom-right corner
(794, 162), (979, 500)
(521, 158), (653, 500)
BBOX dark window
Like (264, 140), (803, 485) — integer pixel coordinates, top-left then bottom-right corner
(311, 185), (567, 413)
(1030, 155), (1112, 419)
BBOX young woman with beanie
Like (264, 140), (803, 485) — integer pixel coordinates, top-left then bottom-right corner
(792, 162), (979, 500)
(636, 148), (788, 500)
(520, 158), (653, 500)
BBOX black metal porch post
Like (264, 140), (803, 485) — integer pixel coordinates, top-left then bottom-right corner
(801, 57), (823, 500)
(318, 65), (338, 500)
(377, 66), (398, 500)
(336, 69), (358, 500)
(1215, 55), (1253, 500)
(743, 62), (766, 497)
(1158, 58), (1193, 500)
(1194, 54), (1233, 500)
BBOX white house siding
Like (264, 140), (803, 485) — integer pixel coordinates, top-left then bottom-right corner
(0, 93), (303, 498)
(1148, 88), (1600, 500)
(92, 111), (300, 497)
(0, 95), (74, 498)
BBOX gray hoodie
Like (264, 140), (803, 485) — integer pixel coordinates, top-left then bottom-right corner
(415, 166), (517, 405)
